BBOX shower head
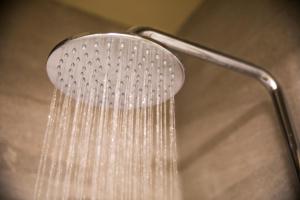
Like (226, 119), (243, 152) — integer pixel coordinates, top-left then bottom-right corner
(46, 27), (300, 181)
(46, 33), (185, 107)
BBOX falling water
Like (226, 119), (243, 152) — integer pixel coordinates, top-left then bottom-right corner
(34, 36), (182, 200)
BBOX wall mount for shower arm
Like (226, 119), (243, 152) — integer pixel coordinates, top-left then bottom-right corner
(129, 26), (300, 182)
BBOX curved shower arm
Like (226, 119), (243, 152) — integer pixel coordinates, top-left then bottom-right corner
(129, 26), (300, 181)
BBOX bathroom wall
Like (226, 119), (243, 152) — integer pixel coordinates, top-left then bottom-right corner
(0, 1), (123, 199)
(55, 0), (204, 33)
(175, 0), (300, 199)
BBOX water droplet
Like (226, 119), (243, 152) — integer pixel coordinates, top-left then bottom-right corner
(59, 59), (63, 64)
(57, 65), (61, 69)
(155, 54), (159, 60)
(145, 49), (150, 54)
(72, 48), (76, 54)
(71, 63), (75, 67)
(95, 49), (99, 55)
(94, 42), (99, 48)
(120, 43), (124, 48)
(138, 63), (142, 69)
(133, 46), (137, 51)
(76, 57), (80, 62)
(68, 68), (72, 73)
(107, 42), (111, 48)
(96, 58), (100, 63)
(163, 60), (167, 65)
(82, 44), (87, 50)
(64, 53), (69, 58)
(84, 53), (88, 58)
(88, 61), (92, 66)
(57, 71), (61, 76)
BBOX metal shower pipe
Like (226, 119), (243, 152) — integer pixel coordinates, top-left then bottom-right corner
(129, 26), (300, 182)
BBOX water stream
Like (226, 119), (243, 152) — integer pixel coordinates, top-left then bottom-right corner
(34, 37), (182, 200)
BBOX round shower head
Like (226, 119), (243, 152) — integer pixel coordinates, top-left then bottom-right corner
(46, 33), (184, 107)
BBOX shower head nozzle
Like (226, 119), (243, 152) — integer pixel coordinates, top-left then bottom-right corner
(46, 33), (184, 107)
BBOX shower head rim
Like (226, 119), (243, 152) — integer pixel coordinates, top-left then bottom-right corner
(46, 32), (185, 107)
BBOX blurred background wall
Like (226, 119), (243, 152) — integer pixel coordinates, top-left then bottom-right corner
(0, 0), (300, 199)
(176, 0), (300, 199)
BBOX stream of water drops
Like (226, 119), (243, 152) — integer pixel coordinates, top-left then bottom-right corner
(34, 37), (182, 200)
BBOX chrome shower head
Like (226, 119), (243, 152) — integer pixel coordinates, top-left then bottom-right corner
(46, 33), (184, 107)
(45, 27), (300, 181)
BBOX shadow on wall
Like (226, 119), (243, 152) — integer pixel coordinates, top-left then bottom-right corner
(178, 101), (272, 171)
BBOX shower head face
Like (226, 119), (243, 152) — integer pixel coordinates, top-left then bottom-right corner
(46, 33), (184, 107)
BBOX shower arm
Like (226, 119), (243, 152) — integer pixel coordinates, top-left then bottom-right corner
(129, 26), (300, 181)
